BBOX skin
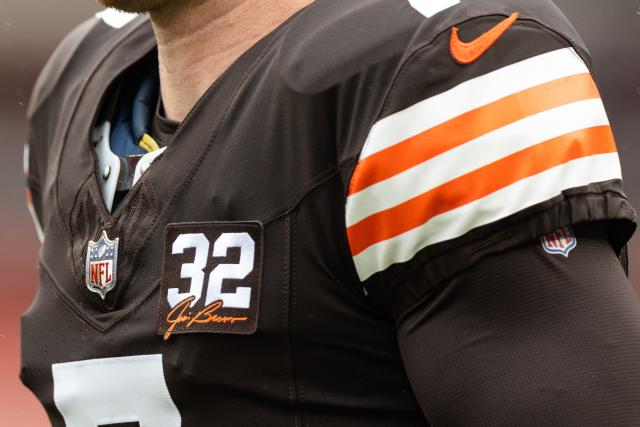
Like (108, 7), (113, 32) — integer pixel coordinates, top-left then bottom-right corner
(98, 0), (314, 121)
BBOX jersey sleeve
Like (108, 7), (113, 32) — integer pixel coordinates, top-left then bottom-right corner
(344, 14), (636, 316)
(397, 221), (640, 424)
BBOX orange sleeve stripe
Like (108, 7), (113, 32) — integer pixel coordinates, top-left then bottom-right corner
(347, 125), (616, 255)
(349, 73), (600, 195)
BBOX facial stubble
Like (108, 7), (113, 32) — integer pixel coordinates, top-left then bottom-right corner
(97, 0), (173, 13)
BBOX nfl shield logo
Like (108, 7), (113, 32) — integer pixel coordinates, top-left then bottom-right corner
(541, 226), (577, 257)
(85, 231), (119, 299)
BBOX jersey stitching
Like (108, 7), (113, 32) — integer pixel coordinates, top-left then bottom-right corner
(142, 3), (322, 240)
(66, 175), (108, 290)
(94, 16), (284, 321)
(48, 7), (312, 332)
(290, 211), (310, 427)
(149, 27), (289, 255)
(97, 33), (262, 306)
(346, 17), (594, 286)
(40, 257), (162, 332)
(52, 17), (152, 294)
(261, 159), (371, 306)
(344, 18), (480, 271)
(39, 261), (103, 331)
(262, 165), (343, 225)
(392, 188), (634, 328)
(344, 16), (513, 291)
(383, 16), (524, 113)
(282, 215), (302, 427)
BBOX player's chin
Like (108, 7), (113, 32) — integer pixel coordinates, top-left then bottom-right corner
(97, 0), (172, 13)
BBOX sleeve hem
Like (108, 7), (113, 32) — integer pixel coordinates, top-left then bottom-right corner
(385, 180), (636, 324)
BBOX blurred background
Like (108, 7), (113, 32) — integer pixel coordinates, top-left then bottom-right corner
(1, 0), (639, 425)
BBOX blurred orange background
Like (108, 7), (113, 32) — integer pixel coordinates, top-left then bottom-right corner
(1, 0), (638, 425)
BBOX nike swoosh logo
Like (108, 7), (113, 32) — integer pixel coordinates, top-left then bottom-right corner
(450, 12), (520, 65)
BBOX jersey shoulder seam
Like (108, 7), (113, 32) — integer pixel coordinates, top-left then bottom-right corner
(393, 187), (634, 325)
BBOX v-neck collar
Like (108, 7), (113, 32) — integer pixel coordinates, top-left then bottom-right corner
(50, 4), (316, 321)
(67, 3), (316, 222)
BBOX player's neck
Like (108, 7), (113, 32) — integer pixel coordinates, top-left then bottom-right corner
(150, 0), (312, 122)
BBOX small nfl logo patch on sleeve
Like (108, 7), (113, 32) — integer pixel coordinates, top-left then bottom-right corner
(541, 226), (577, 257)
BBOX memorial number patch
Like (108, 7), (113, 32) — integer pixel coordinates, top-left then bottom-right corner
(158, 222), (263, 340)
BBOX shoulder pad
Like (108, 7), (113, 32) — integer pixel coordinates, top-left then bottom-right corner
(279, 0), (590, 94)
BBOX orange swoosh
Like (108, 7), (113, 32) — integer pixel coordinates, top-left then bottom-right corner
(450, 12), (520, 65)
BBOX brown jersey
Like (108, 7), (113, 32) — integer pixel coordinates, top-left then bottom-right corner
(21, 1), (639, 426)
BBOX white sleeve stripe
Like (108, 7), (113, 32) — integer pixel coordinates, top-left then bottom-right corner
(352, 153), (622, 280)
(346, 99), (610, 227)
(359, 48), (589, 160)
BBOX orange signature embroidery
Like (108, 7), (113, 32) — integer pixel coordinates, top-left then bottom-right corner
(164, 296), (248, 341)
